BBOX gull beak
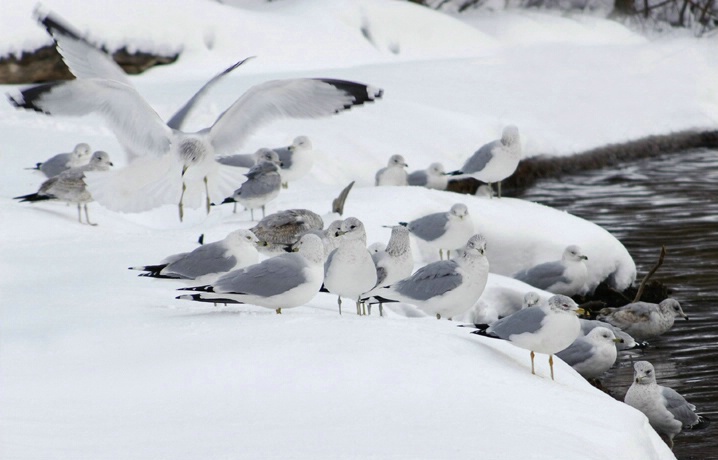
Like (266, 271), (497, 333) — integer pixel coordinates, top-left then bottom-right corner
(109, 162), (114, 166)
(291, 246), (300, 253)
(581, 255), (588, 260)
(335, 230), (347, 237)
(683, 314), (690, 320)
(258, 240), (270, 247)
(613, 338), (623, 343)
(575, 307), (587, 316)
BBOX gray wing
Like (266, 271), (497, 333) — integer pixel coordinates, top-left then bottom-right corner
(215, 254), (307, 297)
(372, 251), (389, 287)
(208, 78), (381, 156)
(407, 212), (448, 241)
(237, 173), (281, 198)
(39, 153), (71, 177)
(251, 209), (323, 244)
(661, 386), (699, 427)
(408, 170), (428, 186)
(164, 241), (236, 279)
(217, 154), (256, 168)
(37, 9), (132, 85)
(598, 303), (655, 327)
(167, 58), (251, 130)
(273, 146), (293, 169)
(324, 248), (338, 274)
(555, 338), (594, 367)
(394, 260), (462, 301)
(462, 140), (498, 174)
(489, 307), (548, 339)
(375, 167), (386, 185)
(514, 261), (568, 290)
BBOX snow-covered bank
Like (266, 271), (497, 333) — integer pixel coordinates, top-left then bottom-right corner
(3, 0), (712, 458)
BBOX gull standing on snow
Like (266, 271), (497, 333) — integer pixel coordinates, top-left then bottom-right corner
(324, 217), (377, 315)
(177, 233), (325, 314)
(221, 160), (282, 219)
(400, 203), (475, 260)
(129, 229), (262, 282)
(272, 136), (314, 188)
(472, 294), (584, 380)
(367, 234), (489, 320)
(450, 125), (521, 198)
(217, 147), (280, 169)
(14, 151), (113, 225)
(29, 142), (91, 178)
(363, 225), (414, 316)
(555, 326), (620, 380)
(375, 154), (409, 186)
(513, 245), (589, 296)
(408, 162), (448, 190)
(624, 361), (705, 450)
(10, 13), (383, 221)
(596, 298), (687, 341)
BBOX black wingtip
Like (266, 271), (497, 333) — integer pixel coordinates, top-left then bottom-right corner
(470, 328), (498, 338)
(221, 196), (235, 204)
(318, 78), (383, 109)
(448, 170), (463, 176)
(13, 193), (52, 202)
(177, 285), (215, 293)
(7, 82), (61, 114)
(398, 222), (408, 227)
(35, 8), (84, 41)
(197, 233), (205, 245)
(319, 283), (329, 293)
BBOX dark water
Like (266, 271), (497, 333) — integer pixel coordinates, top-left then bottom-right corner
(519, 149), (718, 459)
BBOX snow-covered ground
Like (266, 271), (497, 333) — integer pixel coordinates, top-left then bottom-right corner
(3, 0), (717, 458)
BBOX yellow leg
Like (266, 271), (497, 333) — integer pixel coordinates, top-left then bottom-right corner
(337, 297), (342, 315)
(275, 308), (282, 315)
(549, 355), (554, 380)
(439, 248), (444, 260)
(436, 313), (441, 320)
(178, 181), (187, 222)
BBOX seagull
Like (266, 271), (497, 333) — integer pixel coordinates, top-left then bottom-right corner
(272, 136), (314, 188)
(624, 361), (706, 450)
(513, 245), (589, 296)
(367, 242), (386, 254)
(450, 125), (521, 198)
(221, 160), (282, 219)
(176, 233), (325, 314)
(324, 217), (377, 315)
(400, 203), (475, 260)
(472, 294), (584, 380)
(29, 142), (91, 178)
(217, 148), (280, 169)
(129, 229), (262, 282)
(596, 298), (688, 340)
(579, 319), (643, 351)
(11, 14), (383, 221)
(408, 162), (448, 190)
(367, 234), (489, 320)
(249, 208), (324, 252)
(555, 326), (620, 380)
(364, 225), (414, 316)
(14, 151), (113, 225)
(375, 154), (409, 186)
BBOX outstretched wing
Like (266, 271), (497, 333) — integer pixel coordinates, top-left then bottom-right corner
(9, 78), (172, 158)
(208, 78), (382, 156)
(167, 58), (253, 130)
(35, 7), (132, 85)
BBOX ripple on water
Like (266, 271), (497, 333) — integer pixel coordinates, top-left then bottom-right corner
(519, 148), (718, 459)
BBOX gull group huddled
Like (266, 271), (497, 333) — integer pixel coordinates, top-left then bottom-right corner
(9, 7), (704, 452)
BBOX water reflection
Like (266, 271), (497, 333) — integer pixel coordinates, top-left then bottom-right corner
(519, 149), (718, 459)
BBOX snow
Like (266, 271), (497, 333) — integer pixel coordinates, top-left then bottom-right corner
(2, 0), (713, 458)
